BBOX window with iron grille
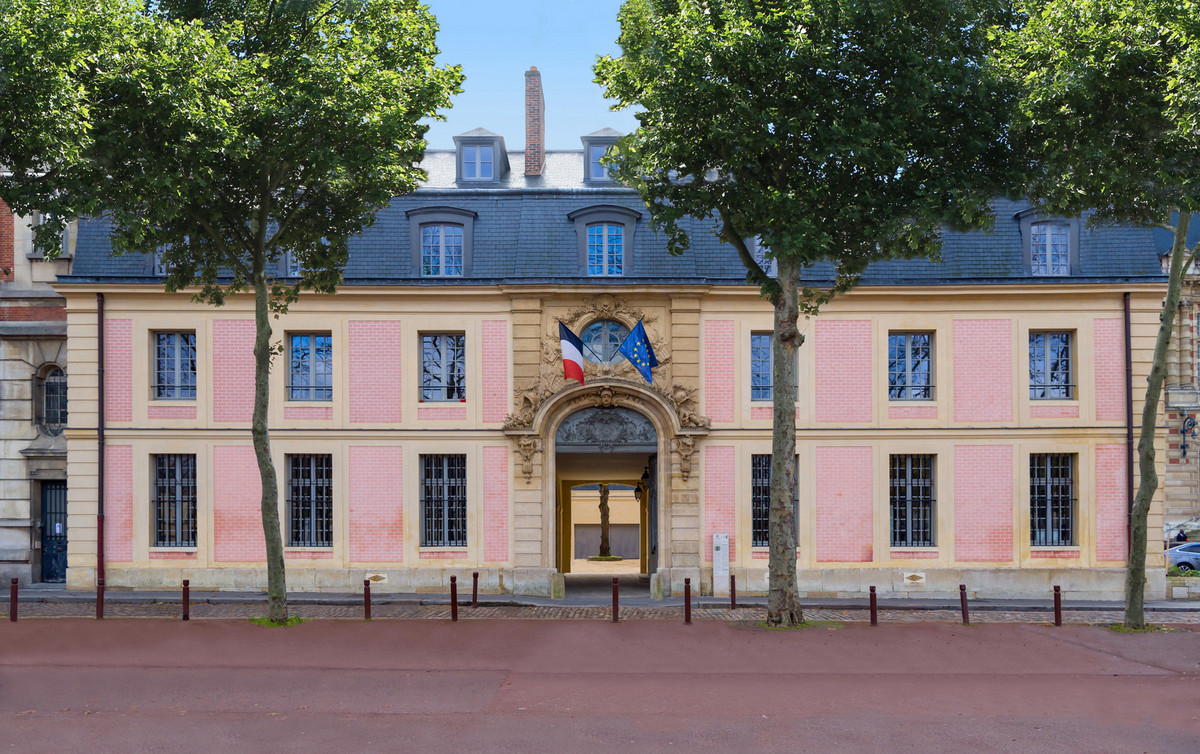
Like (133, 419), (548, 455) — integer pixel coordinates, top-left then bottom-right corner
(751, 454), (799, 548)
(421, 224), (464, 276)
(153, 454), (197, 548)
(154, 332), (197, 399)
(287, 454), (333, 547)
(288, 333), (333, 401)
(37, 366), (68, 435)
(888, 333), (934, 400)
(890, 454), (935, 547)
(1030, 453), (1075, 546)
(421, 454), (467, 547)
(1031, 222), (1070, 275)
(1029, 331), (1073, 399)
(421, 333), (466, 401)
(587, 223), (623, 276)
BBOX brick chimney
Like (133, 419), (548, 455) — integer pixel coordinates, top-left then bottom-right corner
(524, 66), (545, 177)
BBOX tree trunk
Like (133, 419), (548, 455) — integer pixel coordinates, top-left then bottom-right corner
(598, 483), (611, 557)
(252, 260), (288, 622)
(766, 256), (803, 627)
(1125, 211), (1192, 628)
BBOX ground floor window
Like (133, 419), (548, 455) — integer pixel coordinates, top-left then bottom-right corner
(889, 454), (935, 547)
(422, 454), (467, 547)
(287, 454), (333, 547)
(750, 454), (798, 548)
(1030, 453), (1075, 546)
(153, 454), (196, 548)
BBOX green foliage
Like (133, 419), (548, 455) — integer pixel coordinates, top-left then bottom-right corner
(250, 615), (309, 627)
(754, 620), (844, 631)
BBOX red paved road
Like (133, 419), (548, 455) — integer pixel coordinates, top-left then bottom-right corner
(3, 619), (1199, 752)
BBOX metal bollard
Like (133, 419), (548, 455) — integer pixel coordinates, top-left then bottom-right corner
(684, 578), (692, 624)
(472, 571), (479, 608)
(1053, 585), (1062, 627)
(182, 579), (190, 621)
(730, 575), (737, 610)
(612, 577), (619, 623)
(363, 579), (372, 621)
(869, 585), (878, 626)
(9, 578), (16, 622)
(96, 577), (105, 620)
(450, 576), (458, 622)
(959, 584), (969, 626)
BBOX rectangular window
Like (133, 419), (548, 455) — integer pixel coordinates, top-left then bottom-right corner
(589, 144), (610, 180)
(889, 454), (935, 547)
(750, 454), (799, 548)
(287, 454), (333, 547)
(1031, 222), (1069, 275)
(749, 332), (798, 402)
(421, 224), (464, 276)
(421, 333), (466, 401)
(38, 367), (68, 434)
(153, 454), (197, 548)
(421, 454), (467, 547)
(1030, 453), (1075, 546)
(888, 332), (933, 400)
(1029, 331), (1073, 399)
(462, 144), (493, 180)
(587, 223), (623, 276)
(154, 332), (197, 400)
(288, 333), (333, 401)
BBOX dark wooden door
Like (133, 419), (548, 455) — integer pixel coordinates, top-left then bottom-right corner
(647, 454), (658, 576)
(40, 480), (68, 583)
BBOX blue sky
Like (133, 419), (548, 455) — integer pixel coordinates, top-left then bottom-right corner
(422, 0), (639, 150)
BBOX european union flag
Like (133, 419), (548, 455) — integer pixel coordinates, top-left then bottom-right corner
(618, 319), (659, 384)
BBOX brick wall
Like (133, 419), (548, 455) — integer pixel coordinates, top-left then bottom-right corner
(104, 319), (132, 422)
(481, 320), (509, 424)
(0, 304), (66, 321)
(348, 320), (402, 424)
(953, 320), (1012, 422)
(814, 320), (872, 423)
(1094, 318), (1125, 422)
(703, 445), (736, 561)
(1030, 404), (1080, 419)
(953, 445), (1014, 561)
(283, 406), (333, 421)
(212, 321), (255, 423)
(418, 405), (467, 421)
(0, 198), (12, 283)
(815, 446), (873, 562)
(483, 446), (510, 562)
(104, 445), (133, 562)
(147, 405), (196, 420)
(348, 446), (403, 562)
(703, 320), (735, 423)
(1095, 443), (1128, 561)
(213, 445), (266, 562)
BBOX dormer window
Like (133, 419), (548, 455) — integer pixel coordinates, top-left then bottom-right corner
(568, 205), (641, 277)
(588, 145), (610, 181)
(406, 206), (477, 277)
(1016, 207), (1078, 277)
(462, 144), (493, 180)
(453, 129), (509, 184)
(581, 128), (623, 184)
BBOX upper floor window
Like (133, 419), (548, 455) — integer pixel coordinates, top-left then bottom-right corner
(152, 250), (168, 277)
(749, 333), (798, 402)
(750, 237), (778, 278)
(421, 224), (464, 277)
(154, 332), (197, 400)
(284, 251), (303, 278)
(289, 333), (333, 401)
(568, 205), (641, 276)
(1029, 331), (1074, 399)
(453, 129), (509, 183)
(1031, 222), (1069, 275)
(587, 223), (623, 276)
(589, 145), (611, 181)
(421, 333), (466, 401)
(36, 365), (67, 435)
(1030, 453), (1075, 547)
(581, 320), (629, 364)
(581, 129), (622, 184)
(888, 332), (933, 400)
(462, 144), (493, 180)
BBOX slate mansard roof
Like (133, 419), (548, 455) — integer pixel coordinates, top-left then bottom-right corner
(63, 149), (1169, 287)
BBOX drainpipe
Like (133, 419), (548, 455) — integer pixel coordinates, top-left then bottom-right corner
(1124, 292), (1134, 550)
(96, 293), (106, 587)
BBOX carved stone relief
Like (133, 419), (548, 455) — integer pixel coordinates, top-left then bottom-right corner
(555, 407), (657, 452)
(670, 436), (697, 481)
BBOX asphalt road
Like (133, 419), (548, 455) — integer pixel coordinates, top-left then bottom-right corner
(3, 619), (1199, 752)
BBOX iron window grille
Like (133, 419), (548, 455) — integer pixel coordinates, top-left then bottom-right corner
(38, 366), (68, 435)
(153, 332), (197, 399)
(888, 332), (934, 400)
(421, 454), (467, 547)
(461, 144), (494, 180)
(287, 454), (333, 547)
(1029, 331), (1074, 399)
(890, 454), (935, 547)
(421, 333), (466, 401)
(154, 454), (197, 548)
(421, 224), (465, 277)
(288, 333), (333, 401)
(581, 320), (629, 364)
(587, 223), (623, 276)
(751, 454), (799, 548)
(749, 332), (798, 402)
(1030, 453), (1075, 546)
(1031, 223), (1070, 275)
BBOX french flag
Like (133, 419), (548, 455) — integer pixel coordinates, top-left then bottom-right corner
(559, 322), (585, 385)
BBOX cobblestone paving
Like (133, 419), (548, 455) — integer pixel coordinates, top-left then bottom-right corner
(6, 601), (1200, 624)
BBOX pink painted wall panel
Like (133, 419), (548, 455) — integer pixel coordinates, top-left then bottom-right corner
(703, 445), (735, 562)
(147, 404), (196, 420)
(283, 406), (333, 421)
(212, 321), (255, 423)
(890, 550), (938, 559)
(1030, 550), (1080, 559)
(814, 321), (872, 423)
(953, 445), (1014, 562)
(1030, 404), (1080, 419)
(483, 446), (510, 562)
(1094, 318), (1125, 422)
(418, 406), (467, 421)
(213, 445), (266, 562)
(815, 446), (873, 562)
(349, 320), (402, 424)
(105, 445), (133, 561)
(284, 551), (334, 559)
(348, 446), (403, 563)
(749, 406), (800, 422)
(703, 320), (735, 423)
(482, 320), (510, 424)
(1095, 444), (1128, 561)
(149, 551), (195, 559)
(104, 319), (132, 422)
(952, 320), (1012, 422)
(888, 404), (937, 420)
(419, 550), (462, 559)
